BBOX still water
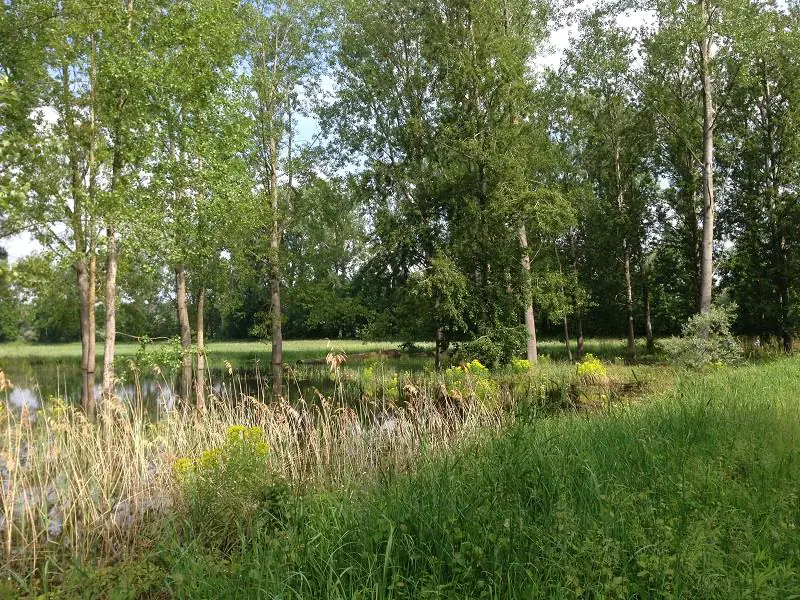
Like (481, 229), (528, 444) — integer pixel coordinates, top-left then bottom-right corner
(0, 356), (339, 412)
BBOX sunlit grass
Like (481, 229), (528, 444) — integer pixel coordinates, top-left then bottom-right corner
(10, 357), (799, 598)
(0, 339), (410, 361)
(0, 337), (645, 363)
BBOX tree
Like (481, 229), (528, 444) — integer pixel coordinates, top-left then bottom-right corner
(721, 3), (800, 350)
(146, 0), (244, 407)
(241, 0), (330, 397)
(642, 0), (756, 316)
(562, 12), (653, 360)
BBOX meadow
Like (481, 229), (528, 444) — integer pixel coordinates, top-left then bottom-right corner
(1, 340), (799, 597)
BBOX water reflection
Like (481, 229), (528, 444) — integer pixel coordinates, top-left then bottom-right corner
(0, 357), (338, 413)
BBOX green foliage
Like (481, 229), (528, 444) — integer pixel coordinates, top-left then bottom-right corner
(174, 425), (289, 554)
(510, 358), (533, 373)
(133, 336), (184, 372)
(13, 253), (80, 343)
(0, 249), (20, 341)
(665, 305), (743, 367)
(52, 358), (800, 598)
(457, 326), (527, 368)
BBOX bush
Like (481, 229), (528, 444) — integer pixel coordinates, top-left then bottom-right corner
(511, 358), (533, 373)
(457, 326), (527, 368)
(665, 305), (742, 368)
(576, 353), (608, 384)
(444, 360), (499, 405)
(174, 425), (289, 553)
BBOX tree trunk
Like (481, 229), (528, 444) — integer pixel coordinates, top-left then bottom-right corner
(196, 286), (206, 411)
(269, 136), (283, 398)
(780, 273), (792, 353)
(699, 4), (715, 315)
(103, 118), (122, 399)
(77, 259), (95, 419)
(434, 295), (443, 370)
(569, 232), (584, 360)
(102, 229), (118, 399)
(613, 140), (636, 361)
(644, 273), (655, 354)
(175, 264), (193, 405)
(554, 240), (572, 361)
(435, 325), (444, 371)
(83, 34), (98, 417)
(64, 56), (95, 418)
(102, 0), (132, 400)
(518, 223), (538, 363)
(563, 317), (572, 362)
(623, 241), (636, 361)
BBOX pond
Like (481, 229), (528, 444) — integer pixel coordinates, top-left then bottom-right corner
(0, 351), (431, 414)
(0, 356), (347, 413)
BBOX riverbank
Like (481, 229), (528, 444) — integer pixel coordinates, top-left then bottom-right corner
(4, 357), (800, 597)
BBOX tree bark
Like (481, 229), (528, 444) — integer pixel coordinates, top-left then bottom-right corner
(434, 294), (443, 371)
(563, 316), (572, 362)
(175, 264), (193, 405)
(82, 34), (98, 417)
(554, 240), (572, 361)
(269, 136), (284, 398)
(102, 132), (121, 400)
(77, 260), (95, 419)
(195, 286), (206, 410)
(102, 229), (117, 399)
(699, 1), (715, 315)
(613, 141), (636, 361)
(518, 223), (538, 363)
(63, 58), (96, 417)
(623, 241), (636, 361)
(644, 272), (655, 354)
(569, 232), (584, 359)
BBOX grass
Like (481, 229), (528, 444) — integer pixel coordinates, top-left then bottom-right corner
(86, 358), (799, 599)
(0, 339), (411, 362)
(0, 337), (648, 363)
(4, 352), (799, 597)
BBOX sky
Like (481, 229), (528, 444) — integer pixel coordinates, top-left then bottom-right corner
(3, 3), (651, 265)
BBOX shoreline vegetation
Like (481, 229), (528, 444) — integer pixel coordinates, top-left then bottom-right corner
(3, 343), (800, 597)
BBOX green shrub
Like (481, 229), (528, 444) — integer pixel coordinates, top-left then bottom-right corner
(576, 353), (608, 383)
(457, 326), (527, 368)
(444, 359), (499, 405)
(511, 358), (533, 373)
(174, 425), (289, 553)
(665, 305), (742, 367)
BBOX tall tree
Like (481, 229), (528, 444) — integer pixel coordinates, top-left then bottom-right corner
(643, 0), (754, 315)
(242, 0), (330, 397)
(563, 13), (652, 360)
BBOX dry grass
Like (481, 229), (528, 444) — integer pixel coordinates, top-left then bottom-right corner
(0, 366), (507, 577)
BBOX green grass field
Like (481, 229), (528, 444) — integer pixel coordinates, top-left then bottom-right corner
(0, 337), (642, 363)
(28, 357), (800, 599)
(0, 339), (408, 362)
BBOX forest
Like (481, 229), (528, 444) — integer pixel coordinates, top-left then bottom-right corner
(2, 0), (800, 597)
(1, 0), (797, 407)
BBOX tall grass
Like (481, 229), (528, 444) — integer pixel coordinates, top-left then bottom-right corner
(35, 358), (800, 599)
(5, 357), (588, 583)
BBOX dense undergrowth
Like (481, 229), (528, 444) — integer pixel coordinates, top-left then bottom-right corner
(4, 357), (799, 598)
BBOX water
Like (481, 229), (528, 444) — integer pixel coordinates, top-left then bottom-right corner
(0, 356), (340, 413)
